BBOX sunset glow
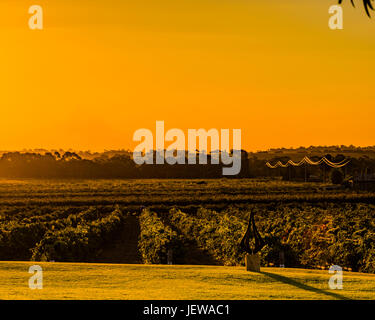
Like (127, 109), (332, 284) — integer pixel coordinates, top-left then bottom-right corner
(1, 0), (374, 151)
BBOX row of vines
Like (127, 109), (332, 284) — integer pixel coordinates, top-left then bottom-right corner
(138, 203), (375, 273)
(2, 201), (375, 273)
(0, 206), (128, 262)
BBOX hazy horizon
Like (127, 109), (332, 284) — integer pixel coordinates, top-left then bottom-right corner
(1, 144), (375, 155)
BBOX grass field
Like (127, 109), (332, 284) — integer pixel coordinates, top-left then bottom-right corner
(1, 261), (375, 300)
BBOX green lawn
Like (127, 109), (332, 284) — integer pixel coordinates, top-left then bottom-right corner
(1, 261), (375, 300)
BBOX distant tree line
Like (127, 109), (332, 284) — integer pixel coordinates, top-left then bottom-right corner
(0, 151), (373, 180)
(0, 151), (249, 179)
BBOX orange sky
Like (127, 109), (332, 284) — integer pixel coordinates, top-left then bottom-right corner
(1, 0), (374, 152)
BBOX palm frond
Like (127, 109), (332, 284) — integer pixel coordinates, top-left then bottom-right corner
(339, 0), (374, 17)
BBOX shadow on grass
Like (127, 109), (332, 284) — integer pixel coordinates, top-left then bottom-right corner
(261, 271), (350, 300)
